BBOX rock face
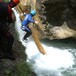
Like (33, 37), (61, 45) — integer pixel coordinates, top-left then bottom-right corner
(37, 0), (76, 39)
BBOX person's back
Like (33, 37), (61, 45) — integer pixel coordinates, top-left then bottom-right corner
(0, 2), (10, 35)
(0, 2), (8, 23)
(22, 14), (35, 26)
(0, 1), (15, 60)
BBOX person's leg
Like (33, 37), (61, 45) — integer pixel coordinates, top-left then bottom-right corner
(6, 32), (14, 52)
(0, 31), (15, 60)
(23, 30), (32, 40)
(21, 26), (32, 40)
(5, 32), (15, 60)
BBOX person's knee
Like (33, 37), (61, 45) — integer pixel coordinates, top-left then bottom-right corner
(10, 35), (14, 43)
(30, 31), (32, 35)
(28, 31), (32, 35)
(7, 33), (14, 43)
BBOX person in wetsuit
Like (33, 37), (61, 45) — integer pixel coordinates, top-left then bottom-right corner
(21, 6), (39, 41)
(0, 0), (20, 60)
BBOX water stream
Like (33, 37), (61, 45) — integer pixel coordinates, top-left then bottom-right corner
(13, 9), (76, 76)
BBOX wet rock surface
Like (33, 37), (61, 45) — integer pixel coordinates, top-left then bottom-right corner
(37, 0), (76, 39)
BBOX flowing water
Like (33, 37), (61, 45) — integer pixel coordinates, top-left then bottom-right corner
(13, 9), (76, 76)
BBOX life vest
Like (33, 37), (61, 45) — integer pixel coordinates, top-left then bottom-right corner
(0, 2), (8, 23)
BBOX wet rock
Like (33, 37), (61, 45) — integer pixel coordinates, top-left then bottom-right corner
(48, 22), (76, 39)
(40, 0), (76, 39)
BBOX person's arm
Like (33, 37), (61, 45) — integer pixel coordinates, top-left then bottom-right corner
(28, 14), (39, 24)
(8, 6), (13, 23)
(28, 15), (35, 22)
(24, 13), (27, 16)
(8, 6), (16, 23)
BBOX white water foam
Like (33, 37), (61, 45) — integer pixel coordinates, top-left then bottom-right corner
(25, 38), (74, 76)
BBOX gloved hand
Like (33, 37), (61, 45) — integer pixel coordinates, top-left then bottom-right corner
(35, 21), (39, 25)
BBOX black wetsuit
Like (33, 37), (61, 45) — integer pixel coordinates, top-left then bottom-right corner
(0, 2), (15, 60)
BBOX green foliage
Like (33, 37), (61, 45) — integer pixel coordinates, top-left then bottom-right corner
(4, 61), (33, 76)
(16, 62), (33, 76)
(4, 68), (15, 76)
(3, 0), (9, 2)
(5, 69), (11, 74)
